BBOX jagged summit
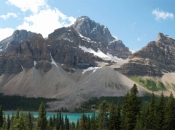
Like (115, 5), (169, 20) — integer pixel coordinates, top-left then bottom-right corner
(120, 33), (175, 77)
(73, 16), (114, 46)
(157, 32), (165, 41)
(73, 16), (131, 59)
(0, 30), (36, 52)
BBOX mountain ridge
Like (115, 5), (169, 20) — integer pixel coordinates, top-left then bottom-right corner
(1, 16), (175, 110)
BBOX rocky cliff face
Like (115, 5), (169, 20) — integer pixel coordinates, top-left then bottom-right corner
(0, 16), (131, 76)
(73, 16), (131, 59)
(120, 33), (175, 76)
(0, 30), (36, 53)
(0, 34), (52, 75)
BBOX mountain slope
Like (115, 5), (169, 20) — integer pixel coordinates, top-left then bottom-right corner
(120, 33), (175, 77)
(0, 16), (150, 110)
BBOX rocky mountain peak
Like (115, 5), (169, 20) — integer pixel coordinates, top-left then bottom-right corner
(73, 16), (114, 45)
(0, 29), (36, 53)
(157, 32), (165, 41)
(120, 33), (175, 77)
(73, 16), (131, 59)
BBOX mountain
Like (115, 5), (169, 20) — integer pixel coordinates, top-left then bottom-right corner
(120, 33), (175, 77)
(0, 30), (36, 53)
(0, 16), (150, 110)
(73, 16), (131, 59)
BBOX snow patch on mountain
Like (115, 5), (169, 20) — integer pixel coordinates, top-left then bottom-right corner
(79, 45), (123, 61)
(63, 38), (74, 42)
(91, 26), (97, 34)
(50, 53), (58, 68)
(82, 67), (101, 74)
(34, 61), (37, 66)
(5, 42), (10, 49)
(79, 46), (108, 58)
(109, 39), (118, 44)
(106, 53), (123, 61)
(78, 32), (91, 41)
(112, 35), (118, 40)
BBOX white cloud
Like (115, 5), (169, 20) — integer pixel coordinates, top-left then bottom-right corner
(0, 28), (14, 41)
(137, 37), (141, 41)
(7, 0), (48, 13)
(5, 0), (76, 38)
(0, 12), (17, 20)
(152, 8), (174, 21)
(17, 8), (76, 38)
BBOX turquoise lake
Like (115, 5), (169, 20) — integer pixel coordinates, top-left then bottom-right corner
(4, 111), (95, 122)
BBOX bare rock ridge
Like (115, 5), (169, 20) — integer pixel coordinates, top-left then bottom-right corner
(120, 33), (175, 77)
(0, 16), (131, 76)
(0, 30), (36, 53)
(73, 16), (131, 59)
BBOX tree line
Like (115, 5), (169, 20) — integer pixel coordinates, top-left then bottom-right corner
(0, 84), (175, 130)
(0, 94), (56, 111)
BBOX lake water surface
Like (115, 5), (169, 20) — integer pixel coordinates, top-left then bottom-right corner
(4, 111), (95, 122)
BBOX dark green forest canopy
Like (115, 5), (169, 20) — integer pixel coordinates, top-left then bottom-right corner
(0, 93), (56, 111)
(0, 84), (175, 130)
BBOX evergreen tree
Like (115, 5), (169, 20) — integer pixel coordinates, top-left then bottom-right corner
(134, 114), (141, 130)
(27, 112), (33, 130)
(7, 114), (10, 130)
(121, 93), (129, 130)
(155, 92), (165, 130)
(138, 105), (147, 130)
(79, 113), (86, 130)
(125, 84), (141, 130)
(37, 102), (47, 130)
(49, 117), (54, 128)
(90, 112), (97, 130)
(115, 102), (121, 130)
(146, 93), (156, 129)
(0, 106), (3, 127)
(109, 102), (116, 130)
(65, 115), (69, 130)
(70, 122), (76, 130)
(10, 112), (28, 130)
(163, 93), (175, 130)
(76, 119), (79, 130)
(97, 100), (108, 130)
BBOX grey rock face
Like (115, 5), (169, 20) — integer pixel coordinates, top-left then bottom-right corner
(0, 30), (36, 53)
(0, 16), (132, 75)
(73, 16), (113, 46)
(120, 33), (175, 76)
(73, 16), (131, 59)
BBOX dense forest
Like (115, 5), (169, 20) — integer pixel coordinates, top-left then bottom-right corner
(0, 84), (175, 130)
(0, 94), (56, 111)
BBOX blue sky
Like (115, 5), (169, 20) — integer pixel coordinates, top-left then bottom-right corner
(0, 0), (175, 51)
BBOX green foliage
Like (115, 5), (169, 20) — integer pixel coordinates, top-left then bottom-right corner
(1, 84), (175, 130)
(124, 84), (141, 130)
(97, 100), (108, 130)
(146, 93), (156, 129)
(163, 93), (175, 130)
(0, 106), (3, 128)
(0, 94), (56, 111)
(37, 102), (47, 130)
(130, 76), (166, 91)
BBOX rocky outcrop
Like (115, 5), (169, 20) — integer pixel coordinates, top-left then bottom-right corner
(0, 16), (132, 76)
(73, 16), (131, 59)
(120, 33), (175, 76)
(0, 30), (36, 53)
(0, 34), (53, 75)
(73, 16), (114, 45)
(48, 26), (98, 69)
